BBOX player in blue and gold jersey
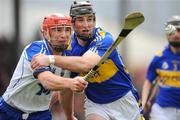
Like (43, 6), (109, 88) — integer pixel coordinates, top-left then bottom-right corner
(142, 15), (180, 120)
(31, 1), (142, 120)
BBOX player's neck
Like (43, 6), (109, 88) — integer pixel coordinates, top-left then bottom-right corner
(48, 44), (63, 55)
(77, 37), (88, 46)
(53, 51), (63, 55)
(170, 46), (180, 53)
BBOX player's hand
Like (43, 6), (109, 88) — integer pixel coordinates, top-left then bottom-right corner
(69, 76), (88, 92)
(73, 116), (78, 120)
(31, 54), (50, 70)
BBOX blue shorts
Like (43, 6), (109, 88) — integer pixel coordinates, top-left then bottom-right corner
(0, 97), (52, 120)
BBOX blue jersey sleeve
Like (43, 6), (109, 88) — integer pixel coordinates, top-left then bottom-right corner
(146, 56), (160, 83)
(24, 41), (45, 62)
(33, 66), (51, 78)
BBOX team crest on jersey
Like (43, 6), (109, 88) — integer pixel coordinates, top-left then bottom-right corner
(99, 31), (105, 37)
(162, 61), (169, 69)
(97, 28), (106, 38)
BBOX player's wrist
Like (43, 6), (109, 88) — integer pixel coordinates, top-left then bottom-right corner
(65, 78), (73, 90)
(48, 55), (55, 65)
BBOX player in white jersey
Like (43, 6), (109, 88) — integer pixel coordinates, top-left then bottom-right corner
(0, 13), (87, 120)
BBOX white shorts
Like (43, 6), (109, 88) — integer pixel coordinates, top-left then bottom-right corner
(150, 103), (180, 120)
(84, 91), (141, 120)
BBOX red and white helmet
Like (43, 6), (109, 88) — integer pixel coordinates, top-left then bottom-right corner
(42, 13), (71, 32)
(41, 13), (72, 52)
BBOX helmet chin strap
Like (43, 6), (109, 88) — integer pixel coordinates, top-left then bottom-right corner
(52, 44), (68, 52)
(76, 33), (93, 41)
(169, 41), (180, 48)
(75, 28), (96, 41)
(47, 40), (68, 53)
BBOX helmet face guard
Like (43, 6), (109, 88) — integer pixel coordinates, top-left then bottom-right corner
(165, 15), (180, 48)
(42, 13), (71, 52)
(165, 15), (180, 35)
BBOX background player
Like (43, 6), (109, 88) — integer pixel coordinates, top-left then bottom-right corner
(142, 15), (180, 120)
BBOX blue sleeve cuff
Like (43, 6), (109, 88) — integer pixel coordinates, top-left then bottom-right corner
(33, 67), (51, 79)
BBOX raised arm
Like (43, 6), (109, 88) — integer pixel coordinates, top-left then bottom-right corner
(31, 51), (101, 73)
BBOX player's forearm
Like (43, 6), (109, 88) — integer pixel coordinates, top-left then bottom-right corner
(54, 55), (92, 72)
(37, 71), (71, 90)
(60, 89), (74, 119)
(141, 80), (152, 108)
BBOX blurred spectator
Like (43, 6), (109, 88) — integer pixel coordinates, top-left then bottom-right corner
(0, 36), (17, 96)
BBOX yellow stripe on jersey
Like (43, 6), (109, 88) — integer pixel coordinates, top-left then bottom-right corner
(157, 69), (180, 87)
(81, 59), (118, 83)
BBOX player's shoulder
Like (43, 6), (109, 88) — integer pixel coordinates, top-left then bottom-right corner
(25, 40), (46, 53)
(24, 40), (47, 61)
(154, 45), (169, 58)
(95, 27), (114, 45)
(96, 27), (113, 38)
(151, 49), (167, 64)
(154, 50), (163, 57)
